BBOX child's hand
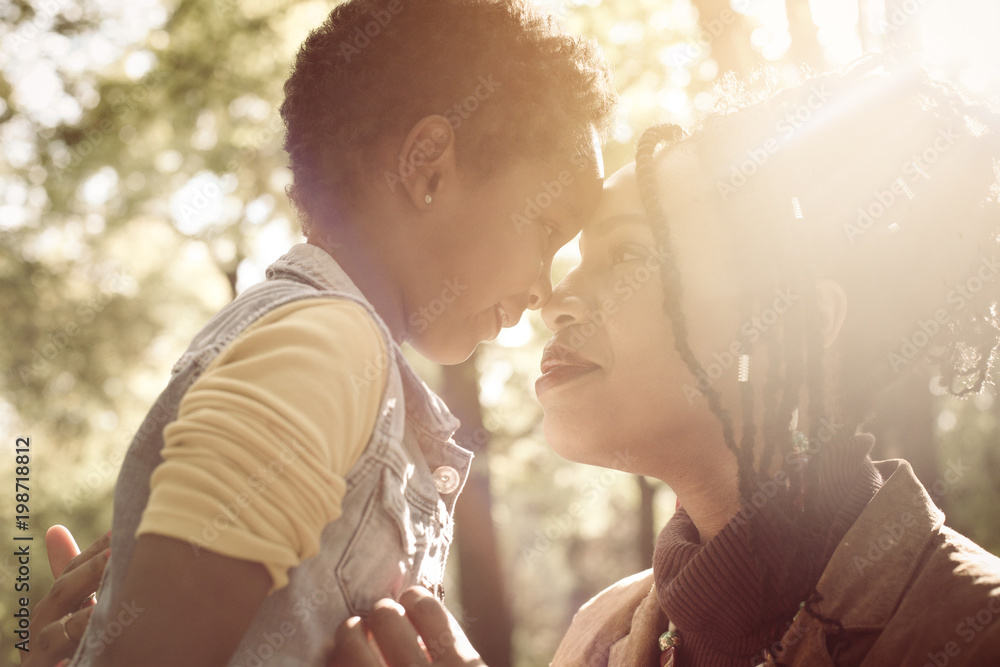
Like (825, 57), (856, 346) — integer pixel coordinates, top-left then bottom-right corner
(328, 587), (486, 667)
(19, 526), (110, 667)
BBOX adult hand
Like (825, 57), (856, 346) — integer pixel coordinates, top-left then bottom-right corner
(328, 587), (486, 667)
(19, 526), (110, 667)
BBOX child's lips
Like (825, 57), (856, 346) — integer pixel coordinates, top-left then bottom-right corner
(489, 304), (510, 339)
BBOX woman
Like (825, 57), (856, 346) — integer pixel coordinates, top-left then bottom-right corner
(331, 59), (1000, 666)
(20, 527), (109, 667)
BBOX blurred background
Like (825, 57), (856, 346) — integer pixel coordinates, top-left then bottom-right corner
(2, 0), (999, 665)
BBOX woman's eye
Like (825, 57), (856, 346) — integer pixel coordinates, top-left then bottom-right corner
(610, 243), (646, 265)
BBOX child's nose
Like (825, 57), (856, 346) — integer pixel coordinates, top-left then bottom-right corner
(526, 267), (553, 310)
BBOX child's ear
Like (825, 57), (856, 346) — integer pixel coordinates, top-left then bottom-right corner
(397, 115), (457, 210)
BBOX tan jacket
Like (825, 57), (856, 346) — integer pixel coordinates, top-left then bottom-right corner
(552, 459), (1000, 666)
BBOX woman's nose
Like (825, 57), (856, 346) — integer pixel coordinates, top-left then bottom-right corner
(541, 270), (589, 332)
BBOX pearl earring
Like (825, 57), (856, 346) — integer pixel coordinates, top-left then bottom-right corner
(424, 194), (433, 205)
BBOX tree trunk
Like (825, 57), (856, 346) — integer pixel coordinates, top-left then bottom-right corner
(868, 369), (941, 507)
(439, 355), (513, 667)
(637, 476), (656, 569)
(785, 0), (824, 69)
(691, 0), (756, 78)
(883, 0), (921, 46)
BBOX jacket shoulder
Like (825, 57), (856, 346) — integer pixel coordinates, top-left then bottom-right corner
(865, 525), (1000, 666)
(551, 570), (655, 667)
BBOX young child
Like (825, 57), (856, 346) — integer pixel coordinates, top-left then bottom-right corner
(63, 1), (616, 665)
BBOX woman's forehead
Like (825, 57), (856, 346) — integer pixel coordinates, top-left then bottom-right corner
(590, 146), (705, 229)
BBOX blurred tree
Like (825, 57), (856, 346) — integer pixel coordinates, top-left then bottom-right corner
(1, 1), (315, 662)
(786, 0), (824, 69)
(440, 356), (514, 667)
(691, 0), (755, 78)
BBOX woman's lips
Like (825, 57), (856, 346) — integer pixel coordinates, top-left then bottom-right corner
(536, 342), (601, 395)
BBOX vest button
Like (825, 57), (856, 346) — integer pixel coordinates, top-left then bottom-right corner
(432, 466), (460, 494)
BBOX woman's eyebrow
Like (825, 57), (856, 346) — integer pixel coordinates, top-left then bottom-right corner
(580, 213), (652, 255)
(591, 213), (649, 236)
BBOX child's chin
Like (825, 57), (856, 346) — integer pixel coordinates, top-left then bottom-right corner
(411, 335), (480, 366)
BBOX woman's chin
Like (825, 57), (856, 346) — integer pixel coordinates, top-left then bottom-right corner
(541, 413), (602, 464)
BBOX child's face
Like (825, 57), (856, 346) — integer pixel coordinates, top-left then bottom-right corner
(407, 144), (604, 364)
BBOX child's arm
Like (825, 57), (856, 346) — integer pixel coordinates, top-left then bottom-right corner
(93, 534), (271, 666)
(91, 299), (387, 665)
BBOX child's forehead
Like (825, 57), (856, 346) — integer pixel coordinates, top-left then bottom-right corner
(584, 127), (605, 179)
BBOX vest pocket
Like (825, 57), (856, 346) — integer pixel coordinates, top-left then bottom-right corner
(336, 467), (438, 615)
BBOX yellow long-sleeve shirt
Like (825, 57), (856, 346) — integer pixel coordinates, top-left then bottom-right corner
(136, 297), (387, 590)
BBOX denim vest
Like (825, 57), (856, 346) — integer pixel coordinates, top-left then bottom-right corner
(70, 243), (473, 666)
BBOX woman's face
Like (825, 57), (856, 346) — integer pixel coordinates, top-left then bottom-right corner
(537, 149), (744, 480)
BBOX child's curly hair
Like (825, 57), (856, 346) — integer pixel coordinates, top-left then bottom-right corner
(280, 0), (617, 235)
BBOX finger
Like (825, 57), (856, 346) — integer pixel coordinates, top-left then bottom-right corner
(33, 547), (110, 629)
(328, 617), (383, 667)
(61, 529), (111, 578)
(46, 526), (81, 578)
(27, 606), (93, 666)
(367, 599), (430, 667)
(398, 588), (481, 663)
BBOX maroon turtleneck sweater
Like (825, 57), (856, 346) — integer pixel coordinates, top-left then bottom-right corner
(652, 434), (884, 666)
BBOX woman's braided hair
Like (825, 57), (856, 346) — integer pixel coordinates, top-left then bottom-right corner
(635, 56), (1000, 656)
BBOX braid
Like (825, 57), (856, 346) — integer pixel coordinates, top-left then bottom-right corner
(635, 124), (756, 500)
(759, 315), (785, 474)
(634, 57), (1000, 664)
(738, 301), (758, 481)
